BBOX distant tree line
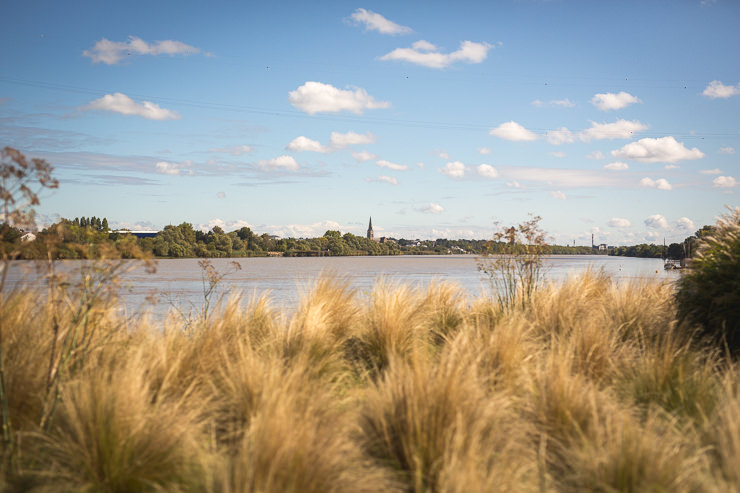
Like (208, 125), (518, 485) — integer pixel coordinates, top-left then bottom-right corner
(0, 217), (715, 260)
(609, 225), (715, 259)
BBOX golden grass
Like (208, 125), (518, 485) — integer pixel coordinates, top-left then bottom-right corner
(1, 269), (739, 491)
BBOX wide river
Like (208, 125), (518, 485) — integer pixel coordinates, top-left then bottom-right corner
(3, 255), (677, 316)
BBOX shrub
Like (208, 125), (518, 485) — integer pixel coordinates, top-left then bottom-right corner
(676, 207), (740, 355)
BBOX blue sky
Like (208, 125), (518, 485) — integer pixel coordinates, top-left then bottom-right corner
(1, 0), (738, 245)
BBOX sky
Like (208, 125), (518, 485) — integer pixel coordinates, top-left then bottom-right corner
(1, 0), (738, 245)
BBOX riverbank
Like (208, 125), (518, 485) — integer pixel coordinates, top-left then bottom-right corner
(0, 270), (734, 492)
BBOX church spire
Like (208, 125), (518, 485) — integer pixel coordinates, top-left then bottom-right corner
(367, 217), (374, 240)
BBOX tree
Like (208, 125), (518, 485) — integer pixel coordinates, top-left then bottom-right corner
(676, 207), (740, 355)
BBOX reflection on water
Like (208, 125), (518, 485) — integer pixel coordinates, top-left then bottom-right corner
(3, 255), (676, 316)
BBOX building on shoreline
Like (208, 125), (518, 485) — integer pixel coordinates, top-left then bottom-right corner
(367, 217), (374, 241)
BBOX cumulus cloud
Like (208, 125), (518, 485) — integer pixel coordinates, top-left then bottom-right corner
(644, 214), (669, 229)
(550, 151), (566, 158)
(349, 8), (412, 35)
(286, 136), (330, 153)
(719, 146), (736, 154)
(82, 93), (180, 120)
(579, 119), (647, 141)
(440, 161), (466, 178)
(329, 131), (376, 148)
(352, 150), (378, 162)
(612, 136), (704, 163)
(604, 161), (629, 170)
(83, 36), (201, 65)
(550, 190), (567, 200)
(546, 127), (575, 145)
(591, 91), (642, 111)
(586, 151), (605, 160)
(664, 164), (679, 170)
(490, 121), (538, 141)
(377, 159), (408, 171)
(702, 80), (740, 99)
(476, 164), (499, 178)
(700, 168), (722, 175)
(713, 176), (738, 188)
(155, 160), (193, 176)
(258, 155), (299, 171)
(366, 175), (398, 185)
(478, 147), (492, 155)
(507, 181), (522, 188)
(380, 40), (492, 69)
(640, 177), (672, 190)
(419, 202), (444, 214)
(676, 217), (695, 230)
(210, 145), (252, 156)
(288, 81), (390, 115)
(608, 217), (631, 228)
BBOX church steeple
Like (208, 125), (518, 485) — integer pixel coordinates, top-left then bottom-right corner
(367, 217), (374, 240)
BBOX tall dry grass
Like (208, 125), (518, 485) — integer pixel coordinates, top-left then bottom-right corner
(2, 267), (740, 491)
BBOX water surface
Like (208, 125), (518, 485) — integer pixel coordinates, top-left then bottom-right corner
(3, 255), (676, 316)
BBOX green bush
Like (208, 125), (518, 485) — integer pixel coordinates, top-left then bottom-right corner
(676, 207), (740, 354)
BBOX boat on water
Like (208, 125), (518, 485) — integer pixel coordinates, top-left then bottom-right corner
(664, 259), (682, 270)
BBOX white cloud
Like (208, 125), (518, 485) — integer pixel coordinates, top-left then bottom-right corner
(440, 161), (466, 178)
(366, 175), (398, 185)
(416, 162), (426, 168)
(550, 190), (567, 200)
(412, 40), (437, 51)
(550, 151), (566, 158)
(199, 219), (254, 233)
(700, 168), (722, 175)
(640, 177), (673, 190)
(702, 80), (740, 99)
(676, 217), (695, 231)
(82, 93), (180, 120)
(478, 147), (492, 155)
(603, 161), (629, 170)
(608, 217), (631, 228)
(644, 214), (669, 229)
(217, 192), (226, 199)
(532, 98), (575, 108)
(377, 159), (408, 171)
(590, 91), (642, 111)
(586, 151), (605, 160)
(713, 176), (738, 188)
(507, 181), (522, 188)
(288, 81), (391, 115)
(434, 149), (451, 160)
(579, 119), (648, 141)
(286, 136), (330, 153)
(476, 164), (499, 178)
(490, 121), (538, 141)
(612, 136), (705, 163)
(664, 164), (679, 170)
(258, 155), (299, 171)
(349, 8), (412, 35)
(155, 160), (193, 176)
(419, 202), (444, 214)
(329, 131), (376, 148)
(380, 40), (492, 69)
(83, 36), (201, 65)
(719, 146), (736, 155)
(210, 145), (252, 156)
(352, 150), (378, 162)
(546, 127), (575, 145)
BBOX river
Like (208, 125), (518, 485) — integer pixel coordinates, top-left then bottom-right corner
(2, 255), (677, 316)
